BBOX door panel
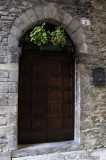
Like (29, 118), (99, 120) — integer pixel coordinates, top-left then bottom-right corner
(18, 51), (74, 144)
(48, 103), (60, 117)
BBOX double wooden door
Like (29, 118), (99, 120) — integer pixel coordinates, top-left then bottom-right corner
(18, 51), (74, 144)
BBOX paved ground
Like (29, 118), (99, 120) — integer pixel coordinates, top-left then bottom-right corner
(12, 148), (106, 160)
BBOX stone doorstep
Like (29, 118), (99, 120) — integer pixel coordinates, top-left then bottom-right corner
(11, 148), (106, 160)
(11, 151), (90, 160)
(12, 141), (82, 158)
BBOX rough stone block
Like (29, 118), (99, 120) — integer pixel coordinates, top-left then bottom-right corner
(9, 82), (18, 93)
(0, 11), (9, 15)
(33, 5), (43, 20)
(25, 9), (38, 24)
(9, 8), (22, 14)
(0, 71), (8, 78)
(62, 12), (73, 28)
(7, 113), (17, 125)
(0, 94), (8, 106)
(0, 82), (17, 93)
(43, 4), (57, 19)
(18, 12), (33, 32)
(8, 135), (17, 150)
(13, 17), (25, 29)
(10, 54), (19, 63)
(74, 28), (86, 43)
(78, 43), (88, 53)
(13, 16), (31, 35)
(10, 25), (22, 37)
(0, 116), (7, 125)
(8, 106), (17, 114)
(42, 3), (60, 22)
(8, 93), (18, 106)
(0, 83), (8, 93)
(0, 46), (11, 55)
(1, 15), (13, 20)
(7, 125), (16, 135)
(0, 56), (7, 64)
(0, 152), (11, 160)
(0, 106), (8, 114)
(65, 27), (75, 42)
(69, 19), (80, 32)
(10, 47), (21, 54)
(8, 34), (19, 47)
(18, 13), (30, 26)
(0, 135), (7, 144)
(9, 71), (18, 82)
(0, 64), (18, 71)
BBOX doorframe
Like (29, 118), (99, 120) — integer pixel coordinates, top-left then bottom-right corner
(16, 49), (81, 150)
(8, 2), (88, 151)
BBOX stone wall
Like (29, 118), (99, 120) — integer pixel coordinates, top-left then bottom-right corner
(0, 0), (106, 159)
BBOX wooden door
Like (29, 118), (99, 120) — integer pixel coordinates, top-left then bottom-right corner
(18, 51), (74, 144)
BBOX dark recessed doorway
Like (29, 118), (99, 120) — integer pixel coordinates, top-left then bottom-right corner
(18, 51), (74, 144)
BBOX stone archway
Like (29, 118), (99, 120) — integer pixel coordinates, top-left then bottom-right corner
(8, 2), (88, 150)
(8, 3), (87, 54)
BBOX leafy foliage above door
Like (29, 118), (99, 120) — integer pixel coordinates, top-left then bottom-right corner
(30, 23), (66, 47)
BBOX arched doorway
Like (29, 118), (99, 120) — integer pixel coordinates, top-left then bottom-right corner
(18, 23), (75, 144)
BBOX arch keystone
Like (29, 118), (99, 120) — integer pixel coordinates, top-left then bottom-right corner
(43, 3), (58, 20)
(33, 5), (43, 21)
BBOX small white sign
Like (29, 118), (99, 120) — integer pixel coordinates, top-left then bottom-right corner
(80, 18), (90, 26)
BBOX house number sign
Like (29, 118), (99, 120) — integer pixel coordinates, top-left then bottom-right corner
(80, 18), (90, 26)
(93, 67), (105, 86)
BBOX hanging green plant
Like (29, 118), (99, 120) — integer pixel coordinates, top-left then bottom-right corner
(30, 23), (49, 46)
(30, 23), (66, 47)
(50, 26), (66, 47)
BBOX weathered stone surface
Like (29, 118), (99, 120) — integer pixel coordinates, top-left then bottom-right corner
(0, 82), (17, 93)
(8, 34), (19, 47)
(11, 149), (106, 160)
(10, 54), (19, 63)
(12, 142), (82, 158)
(33, 5), (43, 20)
(0, 94), (8, 106)
(0, 56), (7, 64)
(0, 152), (11, 160)
(8, 93), (18, 106)
(0, 47), (10, 55)
(0, 64), (18, 71)
(78, 42), (88, 53)
(10, 25), (22, 38)
(9, 71), (18, 82)
(68, 19), (81, 32)
(25, 8), (38, 24)
(62, 12), (73, 28)
(0, 116), (7, 126)
(0, 71), (8, 78)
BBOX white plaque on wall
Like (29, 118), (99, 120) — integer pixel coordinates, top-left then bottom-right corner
(80, 18), (91, 26)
